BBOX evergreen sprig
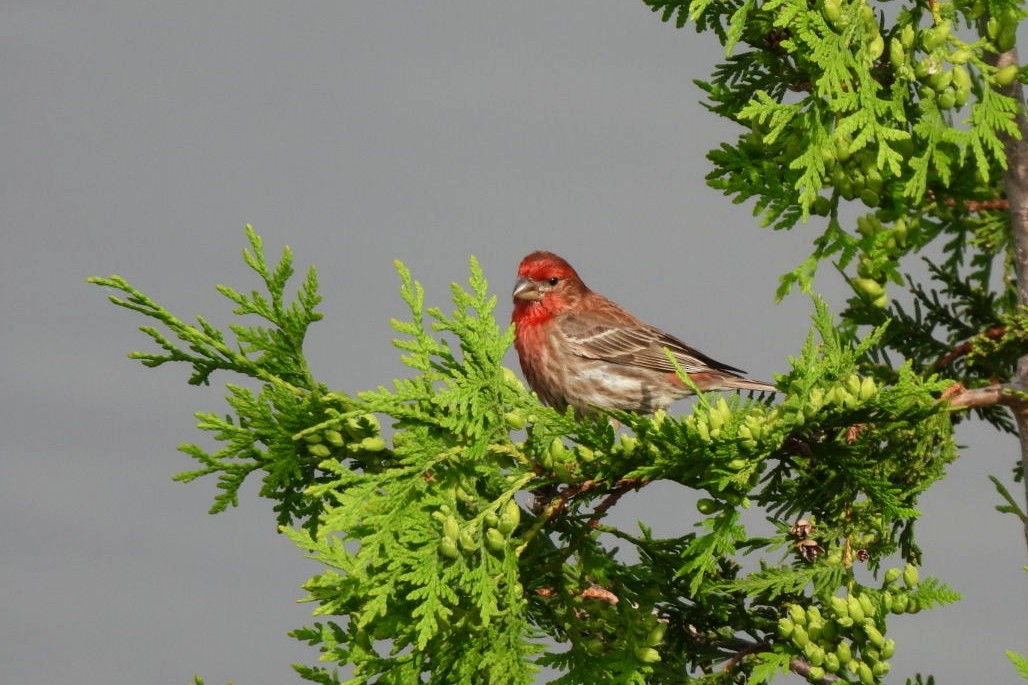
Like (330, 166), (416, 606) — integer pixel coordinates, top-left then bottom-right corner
(89, 226), (349, 529)
(648, 0), (1022, 302)
(282, 270), (541, 684)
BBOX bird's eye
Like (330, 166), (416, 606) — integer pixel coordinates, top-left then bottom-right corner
(548, 277), (559, 286)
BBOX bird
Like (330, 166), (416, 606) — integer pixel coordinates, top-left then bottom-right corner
(511, 251), (775, 416)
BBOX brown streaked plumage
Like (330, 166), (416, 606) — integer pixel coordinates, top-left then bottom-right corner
(511, 251), (775, 415)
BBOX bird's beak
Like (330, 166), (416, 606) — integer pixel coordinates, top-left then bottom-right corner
(512, 277), (542, 302)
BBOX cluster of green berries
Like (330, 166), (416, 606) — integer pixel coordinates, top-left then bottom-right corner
(673, 373), (880, 491)
(819, 0), (880, 60)
(435, 498), (521, 561)
(901, 10), (1021, 107)
(301, 414), (386, 459)
(808, 4), (1022, 213)
(805, 1), (892, 209)
(821, 138), (898, 210)
(536, 436), (599, 482)
(776, 563), (921, 683)
(579, 603), (668, 665)
(632, 615), (668, 665)
(786, 374), (878, 432)
(673, 374), (882, 492)
(983, 6), (1020, 56)
(850, 215), (911, 308)
(682, 397), (739, 443)
(893, 21), (968, 111)
(680, 398), (774, 458)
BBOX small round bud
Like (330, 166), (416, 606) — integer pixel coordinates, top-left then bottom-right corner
(307, 443), (332, 458)
(360, 436), (387, 452)
(439, 537), (459, 560)
(485, 527), (506, 552)
(645, 621), (668, 646)
(634, 647), (661, 664)
(902, 563), (919, 588)
(847, 595), (865, 623)
(881, 637), (896, 659)
(504, 411), (527, 430)
(858, 593), (877, 619)
(497, 499), (521, 535)
(443, 515), (460, 541)
(324, 429), (345, 447)
(696, 498), (720, 515)
(994, 64), (1018, 87)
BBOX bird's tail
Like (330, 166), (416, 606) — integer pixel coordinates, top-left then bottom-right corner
(719, 377), (777, 393)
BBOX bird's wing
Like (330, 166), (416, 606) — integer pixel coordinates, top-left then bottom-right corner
(557, 309), (746, 376)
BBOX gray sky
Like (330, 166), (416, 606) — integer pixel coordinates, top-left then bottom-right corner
(3, 2), (1025, 683)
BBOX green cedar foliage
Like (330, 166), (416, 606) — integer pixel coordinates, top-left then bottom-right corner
(94, 229), (964, 684)
(643, 0), (1027, 680)
(89, 227), (348, 531)
(644, 0), (1027, 435)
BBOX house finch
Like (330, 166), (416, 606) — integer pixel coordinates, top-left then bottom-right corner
(511, 251), (775, 415)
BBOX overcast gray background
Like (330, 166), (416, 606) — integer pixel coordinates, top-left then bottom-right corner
(3, 2), (1025, 683)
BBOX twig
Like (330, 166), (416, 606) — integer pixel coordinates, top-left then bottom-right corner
(718, 638), (841, 683)
(939, 196), (1010, 213)
(945, 374), (1028, 411)
(542, 480), (596, 518)
(932, 326), (1006, 370)
(520, 479), (599, 550)
(720, 640), (770, 672)
(588, 478), (644, 527)
(946, 382), (1028, 409)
